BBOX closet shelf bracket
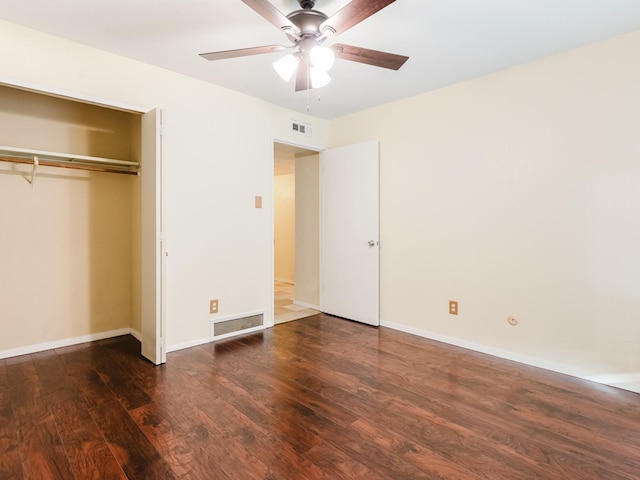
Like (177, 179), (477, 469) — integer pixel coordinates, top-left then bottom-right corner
(31, 156), (38, 186)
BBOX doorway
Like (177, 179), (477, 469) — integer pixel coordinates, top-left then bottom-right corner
(273, 141), (321, 324)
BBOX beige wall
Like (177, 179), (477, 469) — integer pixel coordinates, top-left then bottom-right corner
(0, 85), (139, 351)
(0, 84), (138, 159)
(294, 153), (320, 307)
(3, 17), (637, 380)
(0, 19), (329, 352)
(274, 173), (295, 283)
(330, 30), (640, 378)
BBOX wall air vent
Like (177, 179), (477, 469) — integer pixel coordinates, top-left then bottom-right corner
(292, 120), (312, 136)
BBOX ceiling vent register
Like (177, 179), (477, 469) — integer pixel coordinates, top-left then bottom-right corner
(292, 120), (312, 135)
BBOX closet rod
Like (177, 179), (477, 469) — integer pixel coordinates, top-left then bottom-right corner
(0, 144), (138, 167)
(0, 155), (138, 176)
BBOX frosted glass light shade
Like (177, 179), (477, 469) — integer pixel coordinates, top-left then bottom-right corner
(273, 54), (299, 82)
(310, 67), (331, 88)
(310, 46), (335, 71)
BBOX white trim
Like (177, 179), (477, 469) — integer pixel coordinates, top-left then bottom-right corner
(169, 311), (270, 353)
(129, 328), (142, 342)
(585, 373), (640, 385)
(294, 300), (321, 311)
(0, 328), (137, 360)
(380, 319), (595, 381)
(166, 336), (211, 353)
(272, 137), (325, 154)
(0, 75), (149, 113)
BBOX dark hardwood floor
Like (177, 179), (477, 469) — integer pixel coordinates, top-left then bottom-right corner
(1, 314), (639, 479)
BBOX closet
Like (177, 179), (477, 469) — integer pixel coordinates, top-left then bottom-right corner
(0, 83), (164, 364)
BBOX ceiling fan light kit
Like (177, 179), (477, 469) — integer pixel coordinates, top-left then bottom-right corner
(309, 66), (331, 88)
(273, 53), (300, 81)
(200, 0), (409, 92)
(310, 45), (335, 71)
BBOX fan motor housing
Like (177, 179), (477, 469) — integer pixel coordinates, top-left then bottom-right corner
(287, 9), (328, 37)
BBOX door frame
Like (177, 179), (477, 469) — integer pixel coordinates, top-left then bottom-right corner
(270, 137), (325, 328)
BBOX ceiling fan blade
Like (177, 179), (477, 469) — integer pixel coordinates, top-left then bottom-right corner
(331, 43), (409, 70)
(321, 0), (396, 36)
(241, 0), (299, 34)
(295, 56), (311, 92)
(200, 45), (287, 61)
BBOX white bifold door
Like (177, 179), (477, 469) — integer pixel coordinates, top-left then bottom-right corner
(320, 140), (379, 326)
(141, 108), (166, 364)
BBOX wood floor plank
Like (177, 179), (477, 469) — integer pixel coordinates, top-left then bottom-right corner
(0, 365), (23, 480)
(2, 316), (640, 479)
(19, 417), (75, 480)
(324, 325), (640, 478)
(303, 439), (390, 480)
(295, 333), (636, 478)
(0, 359), (7, 385)
(214, 337), (454, 480)
(169, 350), (330, 479)
(6, 355), (52, 429)
(31, 350), (127, 480)
(62, 437), (128, 480)
(128, 400), (230, 480)
(89, 399), (176, 480)
(274, 316), (631, 478)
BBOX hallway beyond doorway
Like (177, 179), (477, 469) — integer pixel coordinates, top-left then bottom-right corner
(274, 281), (320, 324)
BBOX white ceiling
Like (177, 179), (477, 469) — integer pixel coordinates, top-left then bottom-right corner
(0, 0), (639, 119)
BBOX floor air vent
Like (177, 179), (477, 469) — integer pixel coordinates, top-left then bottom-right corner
(213, 313), (264, 337)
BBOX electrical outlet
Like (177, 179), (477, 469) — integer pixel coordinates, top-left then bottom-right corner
(210, 299), (219, 314)
(449, 300), (458, 315)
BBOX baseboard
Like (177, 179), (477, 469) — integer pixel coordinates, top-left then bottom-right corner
(0, 327), (138, 360)
(585, 373), (640, 385)
(380, 319), (601, 383)
(0, 323), (270, 359)
(293, 300), (321, 311)
(167, 319), (269, 353)
(166, 336), (212, 353)
(129, 328), (142, 342)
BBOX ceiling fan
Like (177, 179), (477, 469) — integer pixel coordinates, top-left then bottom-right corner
(199, 0), (409, 91)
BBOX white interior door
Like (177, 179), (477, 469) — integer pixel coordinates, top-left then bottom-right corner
(320, 140), (379, 326)
(141, 108), (166, 364)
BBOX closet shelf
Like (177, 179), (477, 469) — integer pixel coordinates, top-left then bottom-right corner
(0, 145), (139, 181)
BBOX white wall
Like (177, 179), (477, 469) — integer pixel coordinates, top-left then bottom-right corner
(329, 30), (640, 379)
(0, 19), (329, 351)
(274, 173), (295, 283)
